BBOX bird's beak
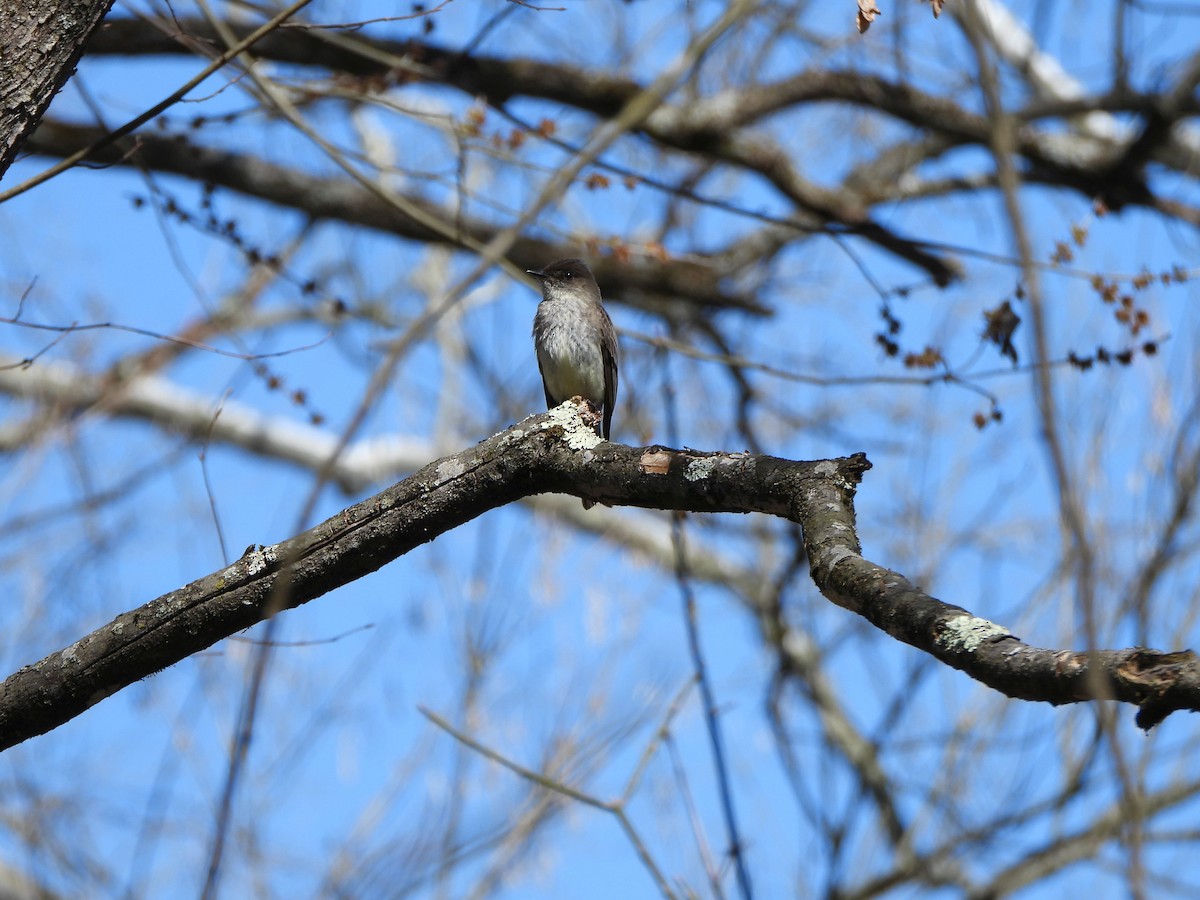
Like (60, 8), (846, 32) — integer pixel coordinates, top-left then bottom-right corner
(526, 269), (544, 279)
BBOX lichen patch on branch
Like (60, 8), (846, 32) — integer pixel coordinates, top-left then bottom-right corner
(937, 614), (1013, 652)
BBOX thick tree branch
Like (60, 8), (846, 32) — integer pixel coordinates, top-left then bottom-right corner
(0, 352), (768, 603)
(85, 17), (643, 113)
(0, 351), (429, 492)
(1107, 49), (1200, 181)
(797, 455), (1200, 730)
(21, 120), (768, 319)
(81, 18), (1200, 214)
(2, 403), (1198, 751)
(79, 18), (963, 283)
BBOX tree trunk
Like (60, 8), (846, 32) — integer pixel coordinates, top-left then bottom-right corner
(0, 0), (115, 178)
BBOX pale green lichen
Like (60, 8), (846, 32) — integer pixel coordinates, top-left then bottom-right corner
(243, 546), (277, 577)
(685, 457), (716, 481)
(940, 615), (1011, 652)
(545, 404), (604, 450)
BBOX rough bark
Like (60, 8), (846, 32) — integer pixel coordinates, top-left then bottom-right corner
(0, 0), (115, 177)
(1, 401), (1197, 751)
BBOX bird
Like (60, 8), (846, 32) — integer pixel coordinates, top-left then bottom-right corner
(529, 259), (619, 507)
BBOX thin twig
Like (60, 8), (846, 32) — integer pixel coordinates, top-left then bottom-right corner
(0, 0), (316, 205)
(419, 706), (677, 899)
(659, 337), (754, 900)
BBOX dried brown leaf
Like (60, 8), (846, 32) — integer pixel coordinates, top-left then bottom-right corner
(903, 346), (944, 369)
(857, 0), (881, 33)
(983, 300), (1021, 365)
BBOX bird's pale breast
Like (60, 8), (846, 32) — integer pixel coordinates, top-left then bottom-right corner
(534, 297), (607, 405)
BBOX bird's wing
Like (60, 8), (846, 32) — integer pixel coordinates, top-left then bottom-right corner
(601, 308), (619, 440)
(536, 352), (556, 410)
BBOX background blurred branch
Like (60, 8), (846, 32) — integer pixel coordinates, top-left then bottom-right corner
(4, 404), (1198, 754)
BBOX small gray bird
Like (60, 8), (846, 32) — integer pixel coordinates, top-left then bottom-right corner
(529, 258), (619, 440)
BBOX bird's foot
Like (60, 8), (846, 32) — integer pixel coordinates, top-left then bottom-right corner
(570, 396), (603, 433)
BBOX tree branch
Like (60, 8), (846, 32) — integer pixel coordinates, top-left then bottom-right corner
(78, 18), (963, 283)
(0, 351), (772, 606)
(82, 18), (1200, 206)
(0, 351), (429, 493)
(1, 403), (1197, 751)
(21, 120), (769, 319)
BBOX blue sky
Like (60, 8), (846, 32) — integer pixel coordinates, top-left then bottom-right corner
(2, 0), (1200, 897)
